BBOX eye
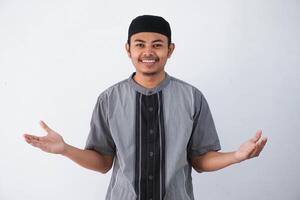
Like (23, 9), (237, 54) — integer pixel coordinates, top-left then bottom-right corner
(135, 43), (144, 48)
(153, 43), (163, 48)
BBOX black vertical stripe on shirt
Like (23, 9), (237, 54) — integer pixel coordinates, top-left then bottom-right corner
(135, 92), (165, 200)
(140, 93), (149, 200)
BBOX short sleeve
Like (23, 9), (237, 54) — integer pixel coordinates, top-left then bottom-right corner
(187, 89), (221, 159)
(85, 94), (116, 156)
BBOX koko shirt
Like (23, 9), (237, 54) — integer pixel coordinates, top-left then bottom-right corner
(85, 72), (221, 200)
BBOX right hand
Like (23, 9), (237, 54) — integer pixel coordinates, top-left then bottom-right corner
(23, 121), (66, 154)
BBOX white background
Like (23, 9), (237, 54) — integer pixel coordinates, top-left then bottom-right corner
(0, 0), (299, 199)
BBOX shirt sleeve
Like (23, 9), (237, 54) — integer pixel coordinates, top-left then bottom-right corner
(187, 88), (221, 159)
(85, 93), (116, 156)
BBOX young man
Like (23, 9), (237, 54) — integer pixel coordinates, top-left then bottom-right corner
(24, 15), (267, 200)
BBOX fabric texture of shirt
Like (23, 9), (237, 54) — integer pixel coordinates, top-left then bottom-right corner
(85, 72), (221, 200)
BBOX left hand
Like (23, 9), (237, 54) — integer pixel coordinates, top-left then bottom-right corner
(234, 129), (268, 163)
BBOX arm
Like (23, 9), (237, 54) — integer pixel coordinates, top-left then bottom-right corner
(23, 121), (114, 174)
(62, 144), (113, 173)
(191, 129), (268, 172)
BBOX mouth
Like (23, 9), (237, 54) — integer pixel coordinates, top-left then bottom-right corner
(141, 59), (156, 63)
(139, 58), (159, 66)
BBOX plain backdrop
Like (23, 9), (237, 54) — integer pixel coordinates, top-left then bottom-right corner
(0, 0), (299, 199)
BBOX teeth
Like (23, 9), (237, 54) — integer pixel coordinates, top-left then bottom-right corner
(142, 60), (156, 63)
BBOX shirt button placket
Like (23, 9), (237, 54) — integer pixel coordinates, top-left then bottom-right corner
(147, 103), (155, 200)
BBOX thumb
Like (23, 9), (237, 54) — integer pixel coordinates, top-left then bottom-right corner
(39, 120), (52, 134)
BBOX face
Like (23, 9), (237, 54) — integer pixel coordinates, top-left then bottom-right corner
(126, 32), (175, 77)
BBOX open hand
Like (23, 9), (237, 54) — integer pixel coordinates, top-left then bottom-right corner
(23, 121), (66, 154)
(234, 129), (268, 163)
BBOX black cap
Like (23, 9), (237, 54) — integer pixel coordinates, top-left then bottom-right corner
(128, 15), (172, 44)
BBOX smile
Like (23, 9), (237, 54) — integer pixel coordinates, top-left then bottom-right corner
(141, 59), (156, 63)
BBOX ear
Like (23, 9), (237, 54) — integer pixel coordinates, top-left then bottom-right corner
(167, 43), (175, 58)
(125, 43), (131, 58)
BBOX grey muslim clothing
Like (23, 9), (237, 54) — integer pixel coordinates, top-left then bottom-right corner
(85, 72), (221, 200)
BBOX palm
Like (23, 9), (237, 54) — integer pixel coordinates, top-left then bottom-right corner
(235, 140), (256, 161)
(40, 131), (65, 153)
(24, 121), (66, 154)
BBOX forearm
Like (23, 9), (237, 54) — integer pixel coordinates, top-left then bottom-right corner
(192, 151), (239, 172)
(61, 143), (113, 173)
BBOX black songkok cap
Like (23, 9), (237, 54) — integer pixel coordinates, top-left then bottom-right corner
(128, 15), (172, 44)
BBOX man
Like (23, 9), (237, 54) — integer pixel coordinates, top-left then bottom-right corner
(24, 15), (267, 200)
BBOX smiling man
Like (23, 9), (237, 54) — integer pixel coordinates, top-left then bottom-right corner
(24, 15), (267, 200)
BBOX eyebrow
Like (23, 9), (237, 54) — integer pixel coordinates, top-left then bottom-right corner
(133, 39), (164, 43)
(133, 39), (145, 43)
(152, 39), (164, 43)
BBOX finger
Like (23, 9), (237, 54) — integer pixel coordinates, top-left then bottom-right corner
(256, 136), (267, 145)
(250, 137), (268, 157)
(249, 138), (263, 157)
(257, 137), (268, 155)
(249, 144), (259, 158)
(250, 129), (262, 143)
(39, 120), (52, 133)
(23, 134), (40, 142)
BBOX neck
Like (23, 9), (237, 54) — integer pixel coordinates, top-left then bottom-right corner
(133, 71), (166, 89)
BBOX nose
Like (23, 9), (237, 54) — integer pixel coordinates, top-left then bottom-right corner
(143, 46), (154, 56)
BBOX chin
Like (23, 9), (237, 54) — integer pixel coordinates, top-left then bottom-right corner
(141, 71), (160, 76)
(134, 64), (164, 76)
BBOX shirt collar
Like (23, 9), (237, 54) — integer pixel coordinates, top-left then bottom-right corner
(128, 72), (171, 95)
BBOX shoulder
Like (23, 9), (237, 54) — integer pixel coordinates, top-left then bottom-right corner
(96, 77), (130, 102)
(168, 75), (204, 98)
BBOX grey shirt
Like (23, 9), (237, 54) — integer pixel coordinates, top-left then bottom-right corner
(85, 72), (221, 200)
